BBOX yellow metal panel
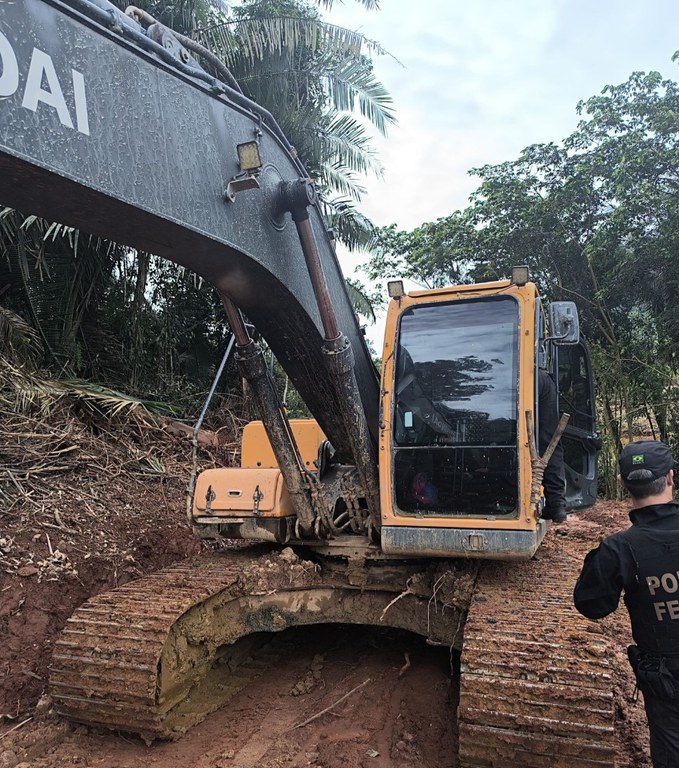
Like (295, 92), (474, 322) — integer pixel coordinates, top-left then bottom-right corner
(378, 281), (539, 532)
(193, 467), (293, 517)
(406, 279), (513, 299)
(241, 418), (326, 470)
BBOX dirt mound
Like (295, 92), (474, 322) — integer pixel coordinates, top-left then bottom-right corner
(237, 547), (323, 593)
(0, 405), (223, 722)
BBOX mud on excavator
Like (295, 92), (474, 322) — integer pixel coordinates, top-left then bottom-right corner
(1, 2), (610, 765)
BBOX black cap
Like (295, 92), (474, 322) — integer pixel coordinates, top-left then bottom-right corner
(619, 440), (676, 485)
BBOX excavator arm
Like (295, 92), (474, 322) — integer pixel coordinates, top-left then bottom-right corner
(0, 0), (379, 464)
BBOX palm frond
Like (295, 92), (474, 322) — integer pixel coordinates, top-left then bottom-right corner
(316, 0), (380, 9)
(60, 380), (178, 418)
(197, 16), (388, 65)
(0, 306), (42, 365)
(290, 112), (383, 185)
(0, 355), (177, 418)
(316, 112), (383, 175)
(319, 161), (366, 201)
(1, 209), (124, 370)
(0, 357), (62, 413)
(318, 194), (375, 252)
(323, 57), (395, 135)
(345, 277), (379, 322)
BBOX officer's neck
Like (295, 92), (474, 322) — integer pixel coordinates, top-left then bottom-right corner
(630, 488), (675, 509)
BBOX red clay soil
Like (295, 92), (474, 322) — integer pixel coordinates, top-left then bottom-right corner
(0, 432), (654, 768)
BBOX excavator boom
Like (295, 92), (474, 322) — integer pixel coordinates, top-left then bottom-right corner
(0, 0), (379, 461)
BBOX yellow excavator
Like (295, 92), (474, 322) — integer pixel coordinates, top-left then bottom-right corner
(193, 275), (598, 559)
(0, 2), (609, 765)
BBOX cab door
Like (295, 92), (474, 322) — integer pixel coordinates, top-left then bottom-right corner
(555, 343), (599, 509)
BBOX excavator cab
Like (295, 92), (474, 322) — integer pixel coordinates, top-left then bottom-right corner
(191, 275), (597, 559)
(380, 278), (597, 560)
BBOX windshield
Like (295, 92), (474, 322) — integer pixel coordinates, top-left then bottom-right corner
(392, 296), (519, 518)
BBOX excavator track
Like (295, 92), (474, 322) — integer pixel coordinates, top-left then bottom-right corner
(51, 540), (617, 765)
(50, 553), (258, 739)
(459, 540), (616, 767)
(50, 546), (476, 740)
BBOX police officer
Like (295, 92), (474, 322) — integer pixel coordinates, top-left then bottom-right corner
(573, 440), (679, 768)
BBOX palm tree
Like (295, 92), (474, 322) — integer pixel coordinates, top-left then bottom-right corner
(195, 0), (395, 250)
(0, 208), (123, 374)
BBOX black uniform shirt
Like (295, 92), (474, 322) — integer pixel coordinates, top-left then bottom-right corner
(574, 502), (679, 652)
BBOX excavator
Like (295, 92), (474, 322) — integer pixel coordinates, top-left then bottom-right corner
(1, 1), (610, 765)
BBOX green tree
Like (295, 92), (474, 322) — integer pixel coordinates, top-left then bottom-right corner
(0, 210), (124, 373)
(366, 212), (475, 288)
(368, 66), (679, 487)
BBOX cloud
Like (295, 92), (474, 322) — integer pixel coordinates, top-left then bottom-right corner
(330, 0), (677, 234)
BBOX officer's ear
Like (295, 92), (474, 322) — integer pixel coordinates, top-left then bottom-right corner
(668, 469), (674, 487)
(617, 473), (624, 488)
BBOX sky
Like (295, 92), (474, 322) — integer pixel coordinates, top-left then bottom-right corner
(323, 0), (678, 344)
(325, 1), (678, 248)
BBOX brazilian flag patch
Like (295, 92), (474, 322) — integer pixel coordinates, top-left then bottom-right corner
(632, 454), (645, 465)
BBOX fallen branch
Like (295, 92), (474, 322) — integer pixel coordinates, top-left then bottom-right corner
(40, 521), (76, 534)
(0, 716), (32, 739)
(291, 678), (370, 730)
(53, 510), (69, 530)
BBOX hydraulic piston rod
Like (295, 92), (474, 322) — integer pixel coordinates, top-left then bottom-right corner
(221, 294), (318, 535)
(278, 179), (381, 533)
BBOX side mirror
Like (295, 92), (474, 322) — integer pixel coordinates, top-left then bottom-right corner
(548, 301), (580, 345)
